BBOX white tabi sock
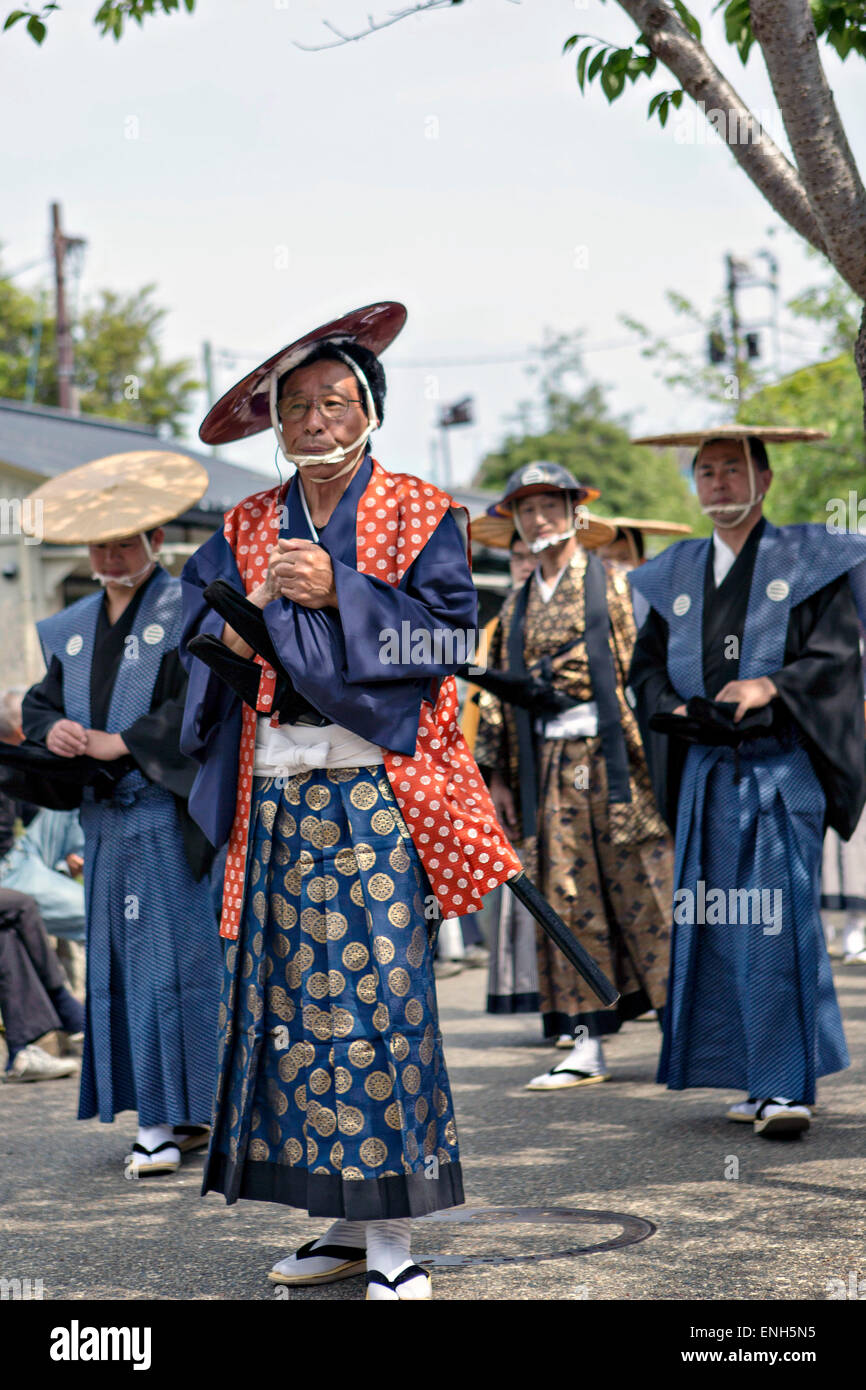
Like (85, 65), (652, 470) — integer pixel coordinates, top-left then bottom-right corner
(365, 1218), (412, 1282)
(553, 1034), (605, 1076)
(313, 1220), (367, 1252)
(136, 1123), (176, 1152)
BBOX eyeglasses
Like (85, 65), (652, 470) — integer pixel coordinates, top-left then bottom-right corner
(278, 394), (365, 423)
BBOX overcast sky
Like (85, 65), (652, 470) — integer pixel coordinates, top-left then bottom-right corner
(3, 0), (864, 490)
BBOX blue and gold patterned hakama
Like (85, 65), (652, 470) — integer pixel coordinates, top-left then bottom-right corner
(203, 766), (464, 1218)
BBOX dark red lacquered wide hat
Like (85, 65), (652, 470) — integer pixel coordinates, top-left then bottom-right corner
(199, 301), (407, 446)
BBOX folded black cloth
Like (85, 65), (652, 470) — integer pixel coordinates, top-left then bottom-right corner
(0, 739), (133, 810)
(649, 696), (775, 748)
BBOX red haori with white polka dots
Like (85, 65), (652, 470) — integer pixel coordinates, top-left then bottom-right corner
(216, 460), (520, 939)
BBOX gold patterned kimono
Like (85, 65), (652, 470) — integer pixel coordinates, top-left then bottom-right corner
(475, 549), (673, 1037)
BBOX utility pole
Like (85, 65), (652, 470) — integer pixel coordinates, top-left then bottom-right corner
(51, 202), (85, 413)
(202, 341), (218, 455)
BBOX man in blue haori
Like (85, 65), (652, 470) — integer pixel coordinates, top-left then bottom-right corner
(19, 451), (221, 1175)
(628, 426), (866, 1138)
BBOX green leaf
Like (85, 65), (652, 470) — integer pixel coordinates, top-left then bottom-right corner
(600, 62), (626, 100)
(670, 89), (684, 108)
(562, 34), (579, 55)
(671, 0), (702, 40)
(576, 43), (593, 92)
(26, 13), (45, 42)
(658, 98), (670, 128)
(587, 48), (607, 83)
(3, 10), (27, 30)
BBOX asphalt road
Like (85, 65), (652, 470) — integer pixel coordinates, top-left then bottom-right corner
(1, 962), (864, 1302)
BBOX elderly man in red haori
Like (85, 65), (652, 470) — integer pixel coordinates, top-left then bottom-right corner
(179, 302), (520, 1300)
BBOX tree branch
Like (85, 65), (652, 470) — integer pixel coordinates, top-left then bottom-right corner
(293, 0), (460, 52)
(750, 0), (866, 300)
(612, 0), (828, 256)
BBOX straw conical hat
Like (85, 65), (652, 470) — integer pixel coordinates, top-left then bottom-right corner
(470, 510), (616, 551)
(24, 450), (209, 544)
(631, 425), (828, 447)
(604, 516), (693, 537)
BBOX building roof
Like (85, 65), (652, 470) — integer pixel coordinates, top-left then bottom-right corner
(0, 397), (269, 520)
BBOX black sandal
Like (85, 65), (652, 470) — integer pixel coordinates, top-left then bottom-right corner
(268, 1240), (367, 1286)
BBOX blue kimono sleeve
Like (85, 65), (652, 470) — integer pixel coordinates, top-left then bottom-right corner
(262, 511), (478, 755)
(179, 527), (245, 849)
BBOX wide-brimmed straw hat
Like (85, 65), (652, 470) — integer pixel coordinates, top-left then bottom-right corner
(631, 425), (828, 447)
(23, 450), (209, 544)
(199, 301), (407, 446)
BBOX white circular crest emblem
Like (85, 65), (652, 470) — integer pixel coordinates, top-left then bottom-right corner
(673, 593), (691, 617)
(65, 634), (83, 656)
(142, 623), (165, 645)
(766, 579), (789, 602)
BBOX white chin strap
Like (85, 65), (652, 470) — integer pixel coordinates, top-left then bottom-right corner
(269, 347), (379, 484)
(513, 496), (578, 554)
(92, 533), (157, 588)
(700, 438), (761, 529)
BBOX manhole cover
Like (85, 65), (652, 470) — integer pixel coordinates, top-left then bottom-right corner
(414, 1206), (656, 1269)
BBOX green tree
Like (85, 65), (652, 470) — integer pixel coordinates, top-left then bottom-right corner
(0, 262), (199, 433)
(475, 333), (703, 533)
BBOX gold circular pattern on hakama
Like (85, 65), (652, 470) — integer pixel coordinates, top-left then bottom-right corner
(337, 1102), (365, 1136)
(282, 779), (302, 806)
(259, 800), (277, 832)
(424, 1121), (438, 1155)
(406, 925), (426, 966)
(294, 1082), (307, 1111)
(342, 942), (369, 971)
(370, 808), (395, 835)
(307, 971), (329, 1000)
(353, 843), (377, 872)
(251, 860), (261, 886)
(276, 809), (297, 837)
(341, 1166), (364, 1180)
(308, 1100), (337, 1136)
(267, 1079), (288, 1117)
(388, 901), (411, 929)
(283, 866), (304, 895)
(252, 892), (267, 925)
(326, 911), (348, 940)
(251, 1107), (261, 1131)
(372, 935), (395, 965)
(348, 1039), (375, 1068)
(414, 1097), (429, 1124)
(225, 944), (237, 974)
(307, 874), (339, 903)
(349, 880), (365, 907)
(305, 785), (332, 811)
(435, 1086), (450, 1118)
(267, 985), (294, 1021)
(364, 1070), (393, 1101)
(390, 1033), (409, 1062)
(327, 768), (355, 783)
(329, 969), (346, 997)
(372, 1003), (390, 1032)
(300, 908), (327, 942)
(389, 844), (411, 874)
(406, 1132), (419, 1162)
(246, 984), (263, 1020)
(359, 1137), (388, 1167)
(332, 1008), (354, 1038)
(330, 1141), (344, 1169)
(356, 972), (379, 1004)
(248, 1137), (270, 1162)
(306, 1136), (319, 1165)
(271, 897), (297, 931)
(405, 998), (424, 1027)
(278, 1052), (299, 1084)
(334, 1066), (353, 1094)
(273, 932), (290, 958)
(402, 1064), (421, 1094)
(283, 1137), (303, 1166)
(384, 1101), (405, 1130)
(334, 847), (358, 876)
(261, 840), (272, 866)
(388, 967), (411, 997)
(444, 1119), (457, 1146)
(218, 1002), (227, 1030)
(292, 943), (314, 972)
(350, 781), (378, 811)
(419, 1025), (435, 1066)
(301, 816), (341, 850)
(368, 873), (394, 901)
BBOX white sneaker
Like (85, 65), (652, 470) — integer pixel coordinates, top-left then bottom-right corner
(753, 1098), (811, 1136)
(2, 1044), (78, 1083)
(526, 1036), (609, 1090)
(726, 1097), (760, 1122)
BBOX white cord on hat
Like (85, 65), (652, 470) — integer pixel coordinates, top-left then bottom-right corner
(268, 346), (379, 483)
(91, 532), (158, 588)
(512, 493), (580, 553)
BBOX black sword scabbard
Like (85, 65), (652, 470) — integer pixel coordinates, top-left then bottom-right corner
(506, 872), (620, 1007)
